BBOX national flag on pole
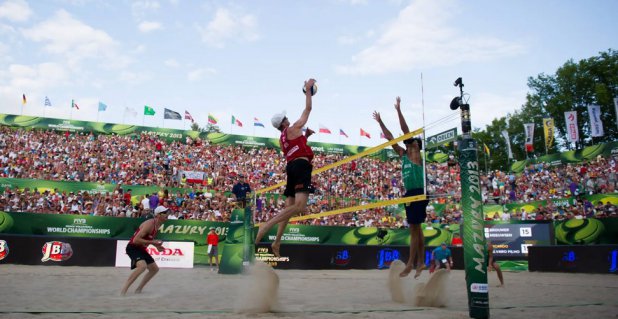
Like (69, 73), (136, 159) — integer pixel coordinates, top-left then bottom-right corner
(319, 125), (331, 134)
(254, 117), (264, 127)
(71, 99), (79, 110)
(208, 113), (218, 124)
(98, 101), (107, 112)
(125, 107), (137, 117)
(380, 132), (386, 139)
(44, 96), (52, 107)
(232, 115), (243, 127)
(164, 108), (182, 120)
(22, 94), (26, 105)
(339, 129), (348, 138)
(184, 111), (194, 122)
(483, 143), (490, 156)
(144, 105), (155, 115)
(360, 128), (371, 138)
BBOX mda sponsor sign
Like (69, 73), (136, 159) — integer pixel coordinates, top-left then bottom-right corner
(115, 240), (194, 269)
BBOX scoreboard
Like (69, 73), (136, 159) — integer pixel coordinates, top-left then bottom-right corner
(484, 220), (554, 259)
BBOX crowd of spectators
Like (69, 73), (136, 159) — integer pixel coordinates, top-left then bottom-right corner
(1, 126), (617, 228)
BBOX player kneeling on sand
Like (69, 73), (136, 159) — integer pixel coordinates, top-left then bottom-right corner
(432, 242), (453, 271)
(121, 205), (169, 295)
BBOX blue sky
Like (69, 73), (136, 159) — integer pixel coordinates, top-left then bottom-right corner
(0, 0), (616, 146)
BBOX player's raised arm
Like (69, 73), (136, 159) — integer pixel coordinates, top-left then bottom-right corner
(373, 111), (404, 157)
(394, 96), (410, 134)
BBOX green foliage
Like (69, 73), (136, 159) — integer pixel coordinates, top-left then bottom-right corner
(478, 49), (618, 171)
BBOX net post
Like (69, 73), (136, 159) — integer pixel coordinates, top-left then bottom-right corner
(242, 204), (255, 269)
(459, 136), (490, 318)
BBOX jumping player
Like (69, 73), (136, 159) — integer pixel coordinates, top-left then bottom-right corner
(255, 78), (317, 257)
(374, 96), (429, 278)
(120, 205), (169, 295)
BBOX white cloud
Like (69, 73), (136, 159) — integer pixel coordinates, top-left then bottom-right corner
(138, 20), (162, 33)
(0, 0), (33, 22)
(118, 71), (151, 85)
(132, 44), (146, 54)
(468, 90), (527, 129)
(0, 62), (69, 111)
(337, 0), (369, 5)
(336, 0), (525, 75)
(132, 0), (160, 19)
(197, 8), (259, 48)
(164, 58), (180, 68)
(187, 67), (216, 81)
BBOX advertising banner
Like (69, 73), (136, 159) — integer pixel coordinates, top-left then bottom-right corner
(587, 104), (604, 137)
(0, 233), (116, 266)
(555, 217), (618, 245)
(528, 245), (618, 274)
(543, 118), (555, 150)
(484, 221), (554, 258)
(565, 111), (579, 143)
(426, 128), (457, 149)
(115, 240), (194, 268)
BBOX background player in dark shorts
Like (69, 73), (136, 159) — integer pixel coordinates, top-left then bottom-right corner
(120, 205), (169, 295)
(487, 242), (505, 287)
(374, 96), (429, 278)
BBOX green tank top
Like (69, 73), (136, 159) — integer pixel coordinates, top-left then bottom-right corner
(402, 156), (424, 190)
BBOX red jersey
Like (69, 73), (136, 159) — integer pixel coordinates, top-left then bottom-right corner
(128, 220), (158, 250)
(207, 233), (219, 246)
(280, 128), (314, 162)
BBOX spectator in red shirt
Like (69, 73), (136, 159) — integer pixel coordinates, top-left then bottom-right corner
(206, 227), (219, 271)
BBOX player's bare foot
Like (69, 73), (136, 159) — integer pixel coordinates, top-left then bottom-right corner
(414, 264), (426, 279)
(135, 289), (142, 294)
(497, 283), (504, 288)
(271, 241), (281, 257)
(120, 290), (127, 296)
(399, 264), (413, 277)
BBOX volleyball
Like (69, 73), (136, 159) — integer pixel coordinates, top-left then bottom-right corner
(302, 83), (318, 96)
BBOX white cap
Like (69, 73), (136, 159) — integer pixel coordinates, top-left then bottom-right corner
(271, 111), (286, 129)
(154, 205), (169, 215)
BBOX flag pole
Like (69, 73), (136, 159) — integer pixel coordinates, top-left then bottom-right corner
(421, 72), (427, 197)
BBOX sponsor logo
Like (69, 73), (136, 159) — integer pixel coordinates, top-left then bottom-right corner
(331, 249), (351, 266)
(41, 241), (73, 262)
(0, 240), (8, 261)
(288, 228), (300, 233)
(73, 218), (87, 224)
(146, 247), (185, 256)
(470, 283), (489, 293)
(377, 249), (400, 269)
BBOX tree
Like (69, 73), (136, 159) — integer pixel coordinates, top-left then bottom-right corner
(189, 122), (221, 133)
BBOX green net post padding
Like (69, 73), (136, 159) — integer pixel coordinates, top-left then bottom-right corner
(218, 208), (253, 274)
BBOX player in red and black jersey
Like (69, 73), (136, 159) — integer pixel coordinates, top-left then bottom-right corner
(255, 78), (316, 257)
(120, 205), (169, 295)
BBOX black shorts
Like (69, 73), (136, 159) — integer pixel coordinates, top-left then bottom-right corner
(126, 244), (155, 269)
(404, 188), (429, 225)
(284, 159), (313, 197)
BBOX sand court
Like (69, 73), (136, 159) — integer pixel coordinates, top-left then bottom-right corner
(0, 265), (616, 319)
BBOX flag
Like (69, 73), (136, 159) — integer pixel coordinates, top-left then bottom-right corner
(208, 113), (218, 124)
(184, 111), (194, 122)
(254, 117), (264, 127)
(164, 108), (182, 120)
(543, 118), (555, 150)
(71, 99), (79, 110)
(22, 94), (26, 105)
(231, 115), (243, 127)
(98, 101), (107, 112)
(564, 111), (579, 143)
(319, 124), (331, 134)
(360, 128), (371, 138)
(501, 130), (513, 159)
(483, 143), (490, 157)
(125, 107), (137, 117)
(339, 129), (348, 138)
(144, 105), (155, 116)
(587, 105), (604, 137)
(524, 123), (535, 152)
(44, 96), (52, 107)
(380, 132), (386, 139)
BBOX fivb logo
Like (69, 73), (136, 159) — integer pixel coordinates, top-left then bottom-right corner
(41, 241), (73, 262)
(0, 240), (8, 261)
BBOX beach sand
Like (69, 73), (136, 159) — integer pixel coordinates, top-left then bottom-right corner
(0, 265), (616, 319)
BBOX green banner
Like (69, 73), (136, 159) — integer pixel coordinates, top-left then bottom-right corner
(509, 141), (618, 173)
(426, 128), (457, 149)
(555, 217), (618, 245)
